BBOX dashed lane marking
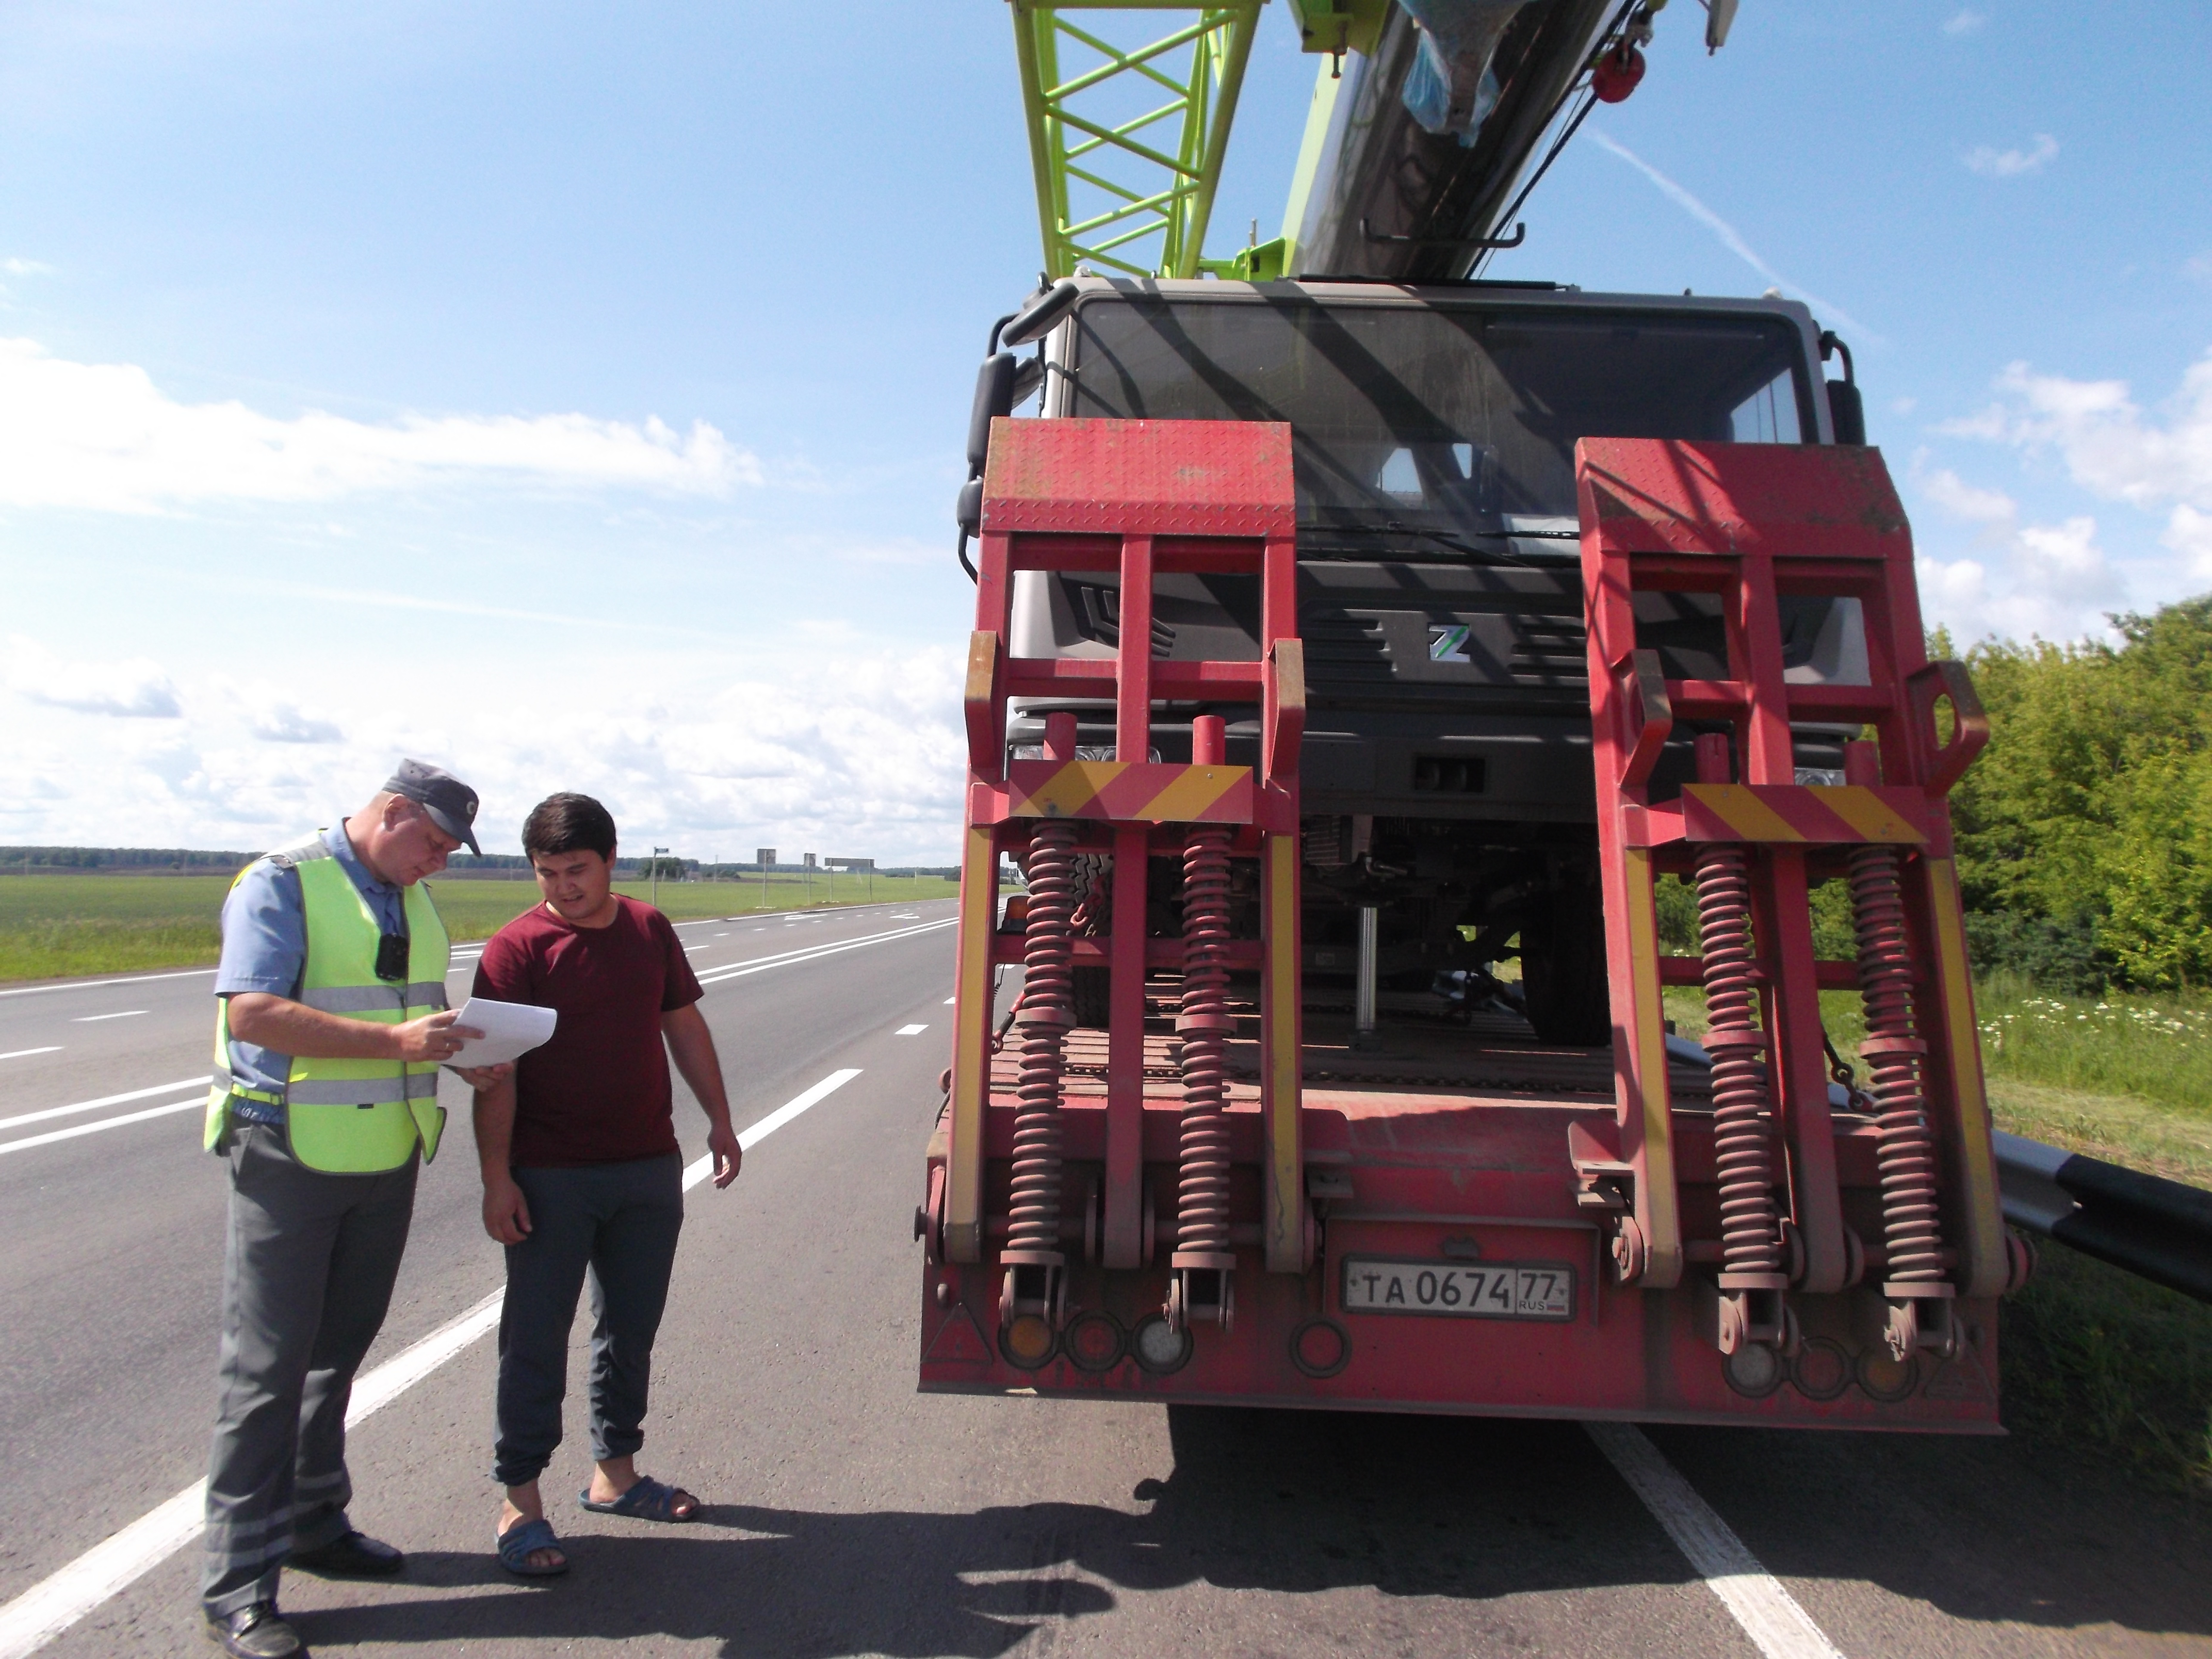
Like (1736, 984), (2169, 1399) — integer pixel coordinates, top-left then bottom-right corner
(0, 1048), (61, 1062)
(894, 1024), (929, 1036)
(71, 1011), (147, 1023)
(1585, 1422), (1845, 1659)
(0, 1065), (868, 1658)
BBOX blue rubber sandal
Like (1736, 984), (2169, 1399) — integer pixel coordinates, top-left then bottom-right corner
(496, 1516), (568, 1576)
(577, 1474), (698, 1523)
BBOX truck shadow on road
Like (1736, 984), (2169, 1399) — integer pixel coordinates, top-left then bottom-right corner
(296, 1406), (2212, 1655)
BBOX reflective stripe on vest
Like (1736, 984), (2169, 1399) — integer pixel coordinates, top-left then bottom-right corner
(204, 832), (452, 1172)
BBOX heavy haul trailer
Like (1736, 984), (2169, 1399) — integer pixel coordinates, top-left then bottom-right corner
(916, 1), (2028, 1427)
(915, 280), (2029, 1427)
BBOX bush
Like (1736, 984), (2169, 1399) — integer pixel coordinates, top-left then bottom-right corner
(1965, 910), (2111, 996)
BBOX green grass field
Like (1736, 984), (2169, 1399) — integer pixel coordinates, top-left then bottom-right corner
(0, 872), (958, 982)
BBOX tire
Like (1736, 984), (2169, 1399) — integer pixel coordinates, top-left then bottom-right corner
(1071, 965), (1112, 1029)
(1520, 873), (1611, 1046)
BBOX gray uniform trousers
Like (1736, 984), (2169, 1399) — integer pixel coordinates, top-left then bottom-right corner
(202, 1124), (418, 1617)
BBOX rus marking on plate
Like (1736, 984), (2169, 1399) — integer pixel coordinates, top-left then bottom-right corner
(1340, 1256), (1574, 1321)
(1429, 624), (1472, 663)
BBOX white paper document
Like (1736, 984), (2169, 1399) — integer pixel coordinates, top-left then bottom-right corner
(445, 997), (558, 1068)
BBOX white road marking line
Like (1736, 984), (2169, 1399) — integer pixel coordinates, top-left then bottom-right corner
(0, 1077), (209, 1134)
(0, 1098), (201, 1159)
(944, 996), (957, 1005)
(686, 1066), (864, 1181)
(0, 968), (217, 1000)
(895, 1024), (929, 1036)
(0, 1047), (62, 1061)
(692, 919), (955, 987)
(0, 1064), (868, 1658)
(1585, 1422), (1845, 1659)
(71, 1010), (147, 1023)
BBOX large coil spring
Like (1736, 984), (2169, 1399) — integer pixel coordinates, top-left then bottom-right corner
(1695, 844), (1784, 1277)
(1009, 820), (1078, 1257)
(1175, 825), (1234, 1258)
(1849, 843), (1945, 1284)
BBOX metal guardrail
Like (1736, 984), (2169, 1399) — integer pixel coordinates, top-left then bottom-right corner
(1995, 1131), (2212, 1303)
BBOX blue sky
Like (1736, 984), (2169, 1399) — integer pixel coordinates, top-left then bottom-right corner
(1, 2), (2206, 860)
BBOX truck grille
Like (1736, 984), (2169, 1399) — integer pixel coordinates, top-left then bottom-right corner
(1300, 612), (1393, 682)
(1508, 615), (1587, 681)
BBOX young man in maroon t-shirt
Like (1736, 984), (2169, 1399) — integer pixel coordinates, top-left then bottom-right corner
(468, 793), (741, 1576)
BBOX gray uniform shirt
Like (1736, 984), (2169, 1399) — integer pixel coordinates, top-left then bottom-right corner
(215, 823), (409, 1124)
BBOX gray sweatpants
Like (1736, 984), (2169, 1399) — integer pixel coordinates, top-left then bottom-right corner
(202, 1125), (417, 1617)
(492, 1152), (685, 1488)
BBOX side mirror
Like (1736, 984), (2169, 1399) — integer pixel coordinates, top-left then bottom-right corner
(955, 476), (984, 537)
(1000, 279), (1081, 350)
(969, 353), (1018, 472)
(1827, 379), (1866, 446)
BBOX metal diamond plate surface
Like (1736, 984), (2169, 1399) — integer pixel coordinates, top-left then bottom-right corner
(982, 417), (1296, 537)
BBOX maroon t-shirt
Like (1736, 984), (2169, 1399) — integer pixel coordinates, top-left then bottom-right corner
(471, 896), (704, 1168)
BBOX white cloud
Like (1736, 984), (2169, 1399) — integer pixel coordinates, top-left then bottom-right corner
(1944, 353), (2212, 511)
(0, 338), (761, 512)
(1909, 462), (2122, 643)
(250, 703), (345, 745)
(2187, 252), (2212, 288)
(1964, 134), (2058, 178)
(1586, 130), (1880, 342)
(0, 644), (971, 865)
(1917, 465), (2017, 528)
(2163, 503), (2212, 580)
(1, 258), (54, 278)
(3, 634), (181, 718)
(1942, 10), (1986, 35)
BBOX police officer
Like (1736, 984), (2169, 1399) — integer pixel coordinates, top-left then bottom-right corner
(200, 761), (501, 1659)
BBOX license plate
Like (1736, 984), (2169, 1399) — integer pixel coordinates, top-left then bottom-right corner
(1340, 1257), (1575, 1322)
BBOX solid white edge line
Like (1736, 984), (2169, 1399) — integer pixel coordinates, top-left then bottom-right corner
(692, 922), (948, 982)
(0, 968), (217, 1000)
(0, 1098), (203, 1158)
(0, 1077), (208, 1135)
(0, 1064), (871, 1658)
(1585, 1422), (1845, 1659)
(694, 919), (955, 986)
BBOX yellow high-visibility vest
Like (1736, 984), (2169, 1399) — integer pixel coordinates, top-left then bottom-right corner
(205, 832), (450, 1172)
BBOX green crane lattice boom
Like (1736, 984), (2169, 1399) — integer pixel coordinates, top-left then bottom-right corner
(1011, 1), (1266, 280)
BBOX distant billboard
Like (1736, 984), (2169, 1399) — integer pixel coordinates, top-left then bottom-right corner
(826, 857), (875, 871)
(755, 848), (776, 867)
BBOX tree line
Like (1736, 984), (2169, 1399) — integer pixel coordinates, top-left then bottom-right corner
(1946, 594), (2212, 993)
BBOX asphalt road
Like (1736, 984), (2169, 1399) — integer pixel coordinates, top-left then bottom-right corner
(4, 894), (2210, 1657)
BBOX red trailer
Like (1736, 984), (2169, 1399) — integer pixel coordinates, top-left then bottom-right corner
(915, 415), (2028, 1429)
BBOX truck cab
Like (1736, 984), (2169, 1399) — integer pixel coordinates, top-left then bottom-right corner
(989, 274), (1864, 1044)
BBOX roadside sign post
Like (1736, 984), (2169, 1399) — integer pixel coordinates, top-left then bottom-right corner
(756, 849), (775, 912)
(650, 845), (670, 910)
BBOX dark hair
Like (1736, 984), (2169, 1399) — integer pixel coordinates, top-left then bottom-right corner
(522, 793), (618, 860)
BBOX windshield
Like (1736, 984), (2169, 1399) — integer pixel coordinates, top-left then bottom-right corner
(1066, 296), (1811, 543)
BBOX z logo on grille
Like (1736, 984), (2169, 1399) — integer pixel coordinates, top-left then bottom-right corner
(1428, 624), (1471, 663)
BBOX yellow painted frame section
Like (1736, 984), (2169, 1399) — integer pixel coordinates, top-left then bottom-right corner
(1622, 848), (1682, 1287)
(945, 824), (999, 1263)
(1814, 786), (1924, 844)
(1926, 856), (2007, 1297)
(1260, 833), (1304, 1272)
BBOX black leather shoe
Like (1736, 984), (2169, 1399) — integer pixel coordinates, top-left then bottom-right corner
(204, 1602), (306, 1658)
(287, 1530), (404, 1578)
